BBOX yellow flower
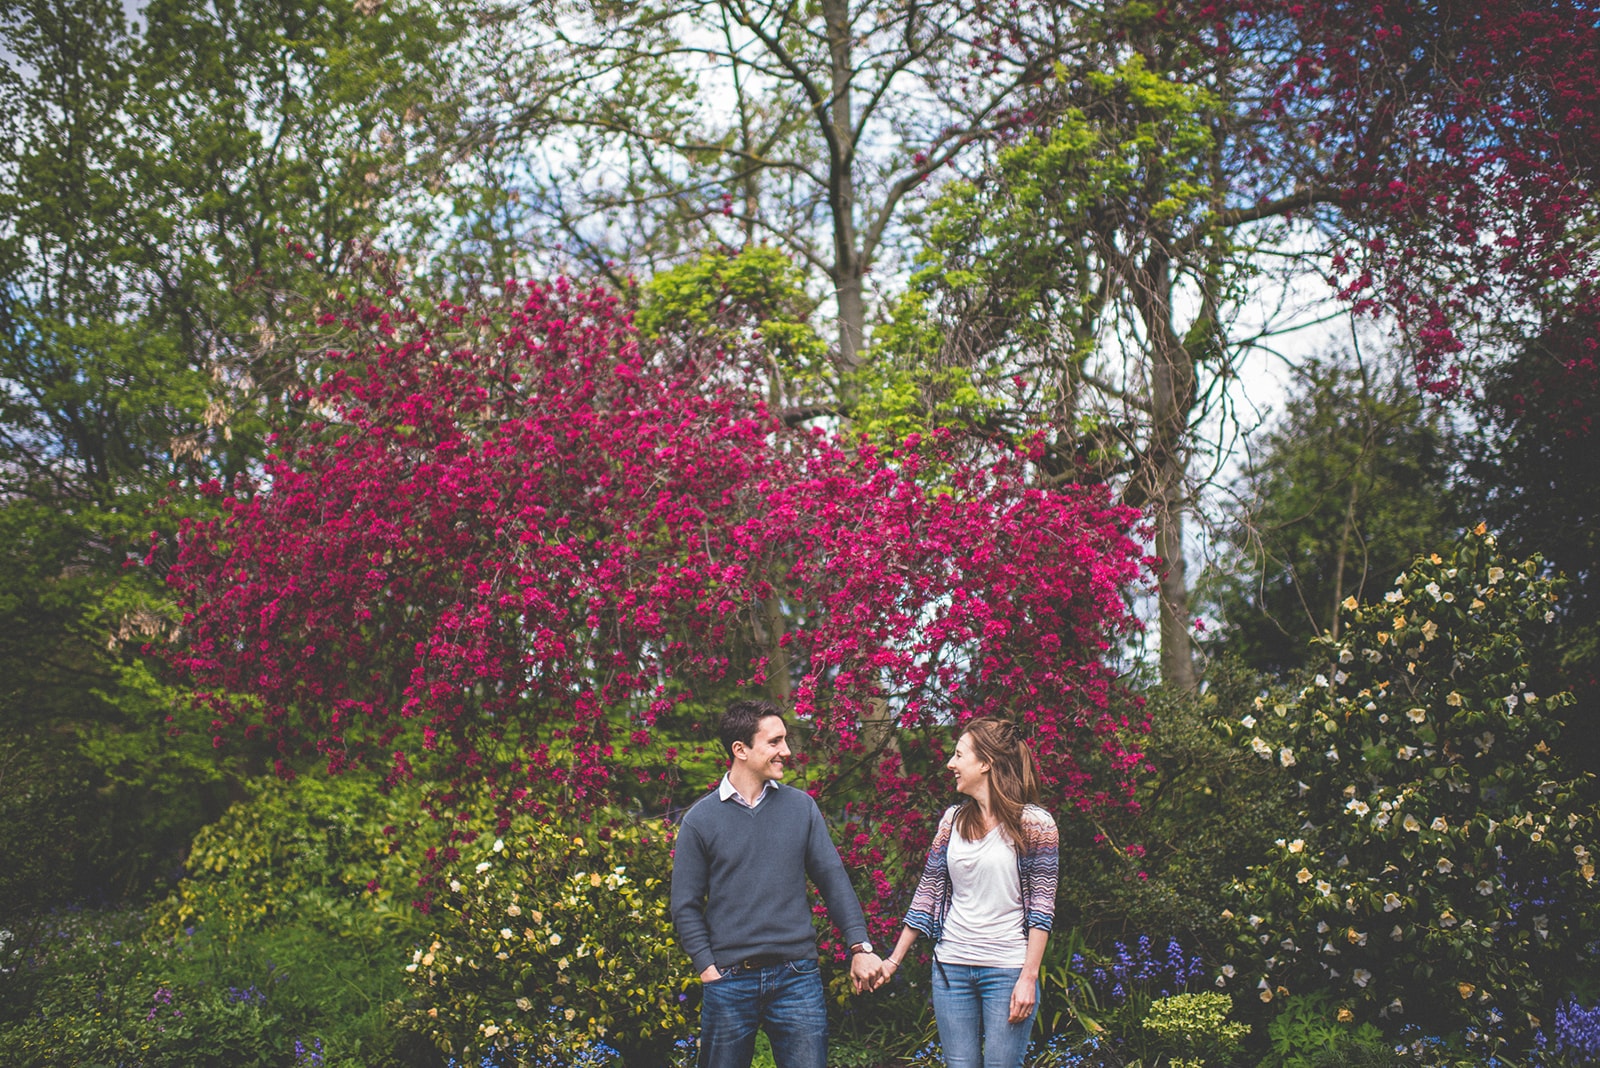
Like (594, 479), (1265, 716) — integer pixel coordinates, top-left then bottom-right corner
(1288, 839), (1305, 853)
(1458, 982), (1476, 1000)
(1403, 815), (1422, 833)
(1406, 707), (1426, 723)
(1421, 620), (1438, 641)
(1337, 1007), (1355, 1023)
(1296, 868), (1313, 884)
(1473, 521), (1487, 536)
(1343, 595), (1359, 610)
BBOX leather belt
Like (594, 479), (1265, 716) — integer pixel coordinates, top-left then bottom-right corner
(721, 953), (789, 972)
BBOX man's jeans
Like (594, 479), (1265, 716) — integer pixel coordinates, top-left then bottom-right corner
(697, 958), (828, 1068)
(931, 960), (1037, 1068)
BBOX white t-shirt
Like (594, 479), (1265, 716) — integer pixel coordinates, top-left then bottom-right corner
(933, 823), (1028, 967)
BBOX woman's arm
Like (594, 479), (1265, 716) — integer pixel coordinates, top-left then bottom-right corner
(1009, 927), (1049, 1022)
(881, 925), (920, 977)
(869, 925), (921, 991)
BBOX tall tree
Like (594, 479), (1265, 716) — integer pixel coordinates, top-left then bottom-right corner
(463, 0), (1067, 385)
(0, 0), (465, 892)
(451, 0), (1600, 687)
(1203, 356), (1465, 678)
(1463, 309), (1600, 772)
(850, 0), (1600, 686)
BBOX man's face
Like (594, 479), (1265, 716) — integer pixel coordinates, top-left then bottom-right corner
(738, 715), (791, 782)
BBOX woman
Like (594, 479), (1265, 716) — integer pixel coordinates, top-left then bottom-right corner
(879, 717), (1059, 1068)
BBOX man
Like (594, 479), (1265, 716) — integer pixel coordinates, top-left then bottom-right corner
(670, 699), (884, 1068)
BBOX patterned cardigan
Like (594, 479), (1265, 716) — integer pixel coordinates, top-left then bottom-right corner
(902, 803), (1059, 943)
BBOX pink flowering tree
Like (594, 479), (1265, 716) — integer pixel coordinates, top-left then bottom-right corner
(1261, 0), (1600, 395)
(165, 275), (1148, 932)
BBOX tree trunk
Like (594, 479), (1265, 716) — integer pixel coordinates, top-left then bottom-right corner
(1135, 247), (1199, 690)
(821, 0), (865, 374)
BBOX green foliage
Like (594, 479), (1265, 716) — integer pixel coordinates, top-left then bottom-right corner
(1225, 527), (1600, 1041)
(913, 50), (1220, 334)
(1261, 993), (1392, 1068)
(0, 904), (439, 1068)
(0, 731), (114, 923)
(160, 774), (426, 941)
(0, 772), (453, 1065)
(0, 0), (469, 907)
(636, 245), (829, 383)
(1464, 324), (1600, 778)
(1204, 358), (1466, 677)
(852, 48), (1230, 478)
(399, 806), (691, 1064)
(850, 290), (1006, 446)
(1051, 663), (1290, 945)
(1140, 991), (1249, 1066)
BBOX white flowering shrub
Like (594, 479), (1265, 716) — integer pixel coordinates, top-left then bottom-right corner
(1224, 526), (1599, 1042)
(400, 808), (690, 1064)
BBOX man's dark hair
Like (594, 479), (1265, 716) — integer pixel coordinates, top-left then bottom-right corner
(719, 699), (784, 758)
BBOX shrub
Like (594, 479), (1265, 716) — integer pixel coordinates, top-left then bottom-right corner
(1140, 991), (1249, 1066)
(399, 806), (690, 1065)
(1225, 527), (1600, 1042)
(1261, 992), (1392, 1068)
(160, 773), (424, 941)
(0, 771), (446, 1067)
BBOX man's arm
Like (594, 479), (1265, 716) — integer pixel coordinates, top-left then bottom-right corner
(668, 820), (719, 978)
(801, 800), (882, 991)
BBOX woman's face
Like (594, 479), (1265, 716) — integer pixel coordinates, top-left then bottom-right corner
(946, 733), (990, 797)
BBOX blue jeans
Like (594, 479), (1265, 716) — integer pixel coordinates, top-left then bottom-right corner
(697, 958), (828, 1068)
(931, 960), (1037, 1068)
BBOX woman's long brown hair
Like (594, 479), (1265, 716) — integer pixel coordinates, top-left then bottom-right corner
(952, 716), (1041, 848)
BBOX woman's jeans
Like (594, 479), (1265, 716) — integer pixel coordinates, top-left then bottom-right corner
(697, 958), (827, 1068)
(931, 961), (1038, 1068)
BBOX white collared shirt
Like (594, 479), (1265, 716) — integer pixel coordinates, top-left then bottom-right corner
(718, 773), (778, 810)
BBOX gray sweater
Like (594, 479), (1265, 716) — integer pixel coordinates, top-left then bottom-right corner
(670, 781), (869, 974)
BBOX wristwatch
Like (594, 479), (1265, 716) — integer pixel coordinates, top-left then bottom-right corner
(848, 941), (874, 956)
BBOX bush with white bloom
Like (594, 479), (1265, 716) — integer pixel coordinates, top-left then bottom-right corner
(1224, 526), (1599, 1045)
(400, 804), (690, 1064)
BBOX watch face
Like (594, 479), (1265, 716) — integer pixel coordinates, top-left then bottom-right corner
(855, 942), (874, 954)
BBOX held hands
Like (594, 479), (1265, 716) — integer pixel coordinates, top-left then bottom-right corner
(848, 951), (885, 993)
(851, 953), (901, 993)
